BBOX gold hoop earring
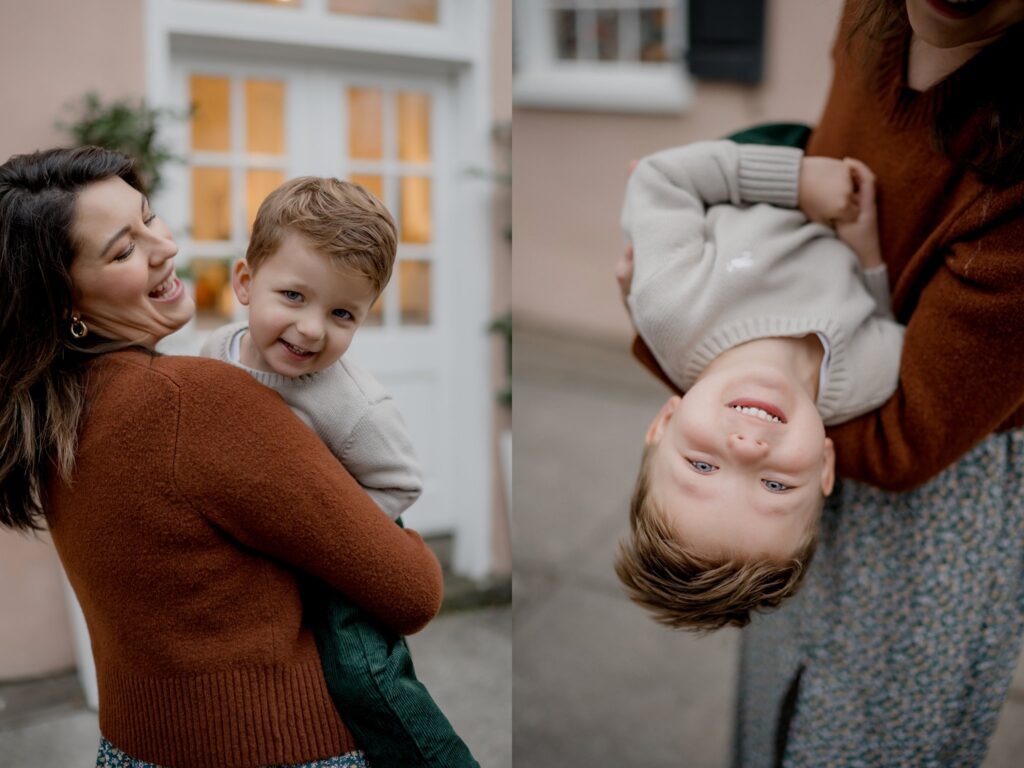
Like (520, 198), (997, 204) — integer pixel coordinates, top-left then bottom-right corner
(69, 314), (89, 339)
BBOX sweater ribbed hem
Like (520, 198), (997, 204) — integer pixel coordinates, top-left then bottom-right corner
(737, 145), (802, 207)
(99, 661), (356, 768)
(681, 315), (849, 425)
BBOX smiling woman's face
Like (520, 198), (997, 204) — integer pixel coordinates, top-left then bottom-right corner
(69, 176), (195, 347)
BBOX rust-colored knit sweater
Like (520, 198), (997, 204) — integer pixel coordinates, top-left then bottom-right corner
(47, 350), (444, 768)
(635, 2), (1024, 491)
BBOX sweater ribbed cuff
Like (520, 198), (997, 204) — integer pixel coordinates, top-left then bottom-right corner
(737, 144), (803, 207)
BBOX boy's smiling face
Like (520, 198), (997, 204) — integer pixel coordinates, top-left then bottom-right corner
(645, 363), (835, 561)
(233, 231), (377, 377)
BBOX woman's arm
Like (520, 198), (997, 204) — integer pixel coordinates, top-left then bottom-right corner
(173, 360), (443, 635)
(827, 212), (1024, 490)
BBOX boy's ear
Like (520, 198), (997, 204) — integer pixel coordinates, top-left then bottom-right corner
(820, 437), (836, 496)
(645, 396), (681, 446)
(233, 259), (253, 306)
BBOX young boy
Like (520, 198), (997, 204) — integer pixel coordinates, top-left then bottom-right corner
(615, 140), (904, 632)
(201, 177), (478, 767)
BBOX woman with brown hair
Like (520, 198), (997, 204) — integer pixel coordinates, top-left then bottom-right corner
(0, 145), (443, 767)
(625, 0), (1024, 764)
(733, 0), (1024, 763)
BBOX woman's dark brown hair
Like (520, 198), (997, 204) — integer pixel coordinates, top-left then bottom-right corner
(0, 146), (144, 531)
(849, 0), (1024, 187)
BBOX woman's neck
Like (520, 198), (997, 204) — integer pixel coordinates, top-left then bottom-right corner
(906, 33), (995, 91)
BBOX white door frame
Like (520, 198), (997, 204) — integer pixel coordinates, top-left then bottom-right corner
(144, 0), (495, 578)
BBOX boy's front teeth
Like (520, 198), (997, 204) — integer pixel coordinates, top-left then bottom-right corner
(731, 405), (781, 423)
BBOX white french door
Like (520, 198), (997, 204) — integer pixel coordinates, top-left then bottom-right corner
(164, 55), (459, 537)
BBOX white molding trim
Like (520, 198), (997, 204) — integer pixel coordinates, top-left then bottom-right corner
(149, 0), (473, 71)
(514, 64), (691, 113)
(513, 0), (693, 114)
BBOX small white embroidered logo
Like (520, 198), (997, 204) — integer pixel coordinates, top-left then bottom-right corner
(727, 251), (754, 272)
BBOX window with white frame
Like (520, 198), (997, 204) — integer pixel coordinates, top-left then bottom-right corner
(514, 0), (692, 113)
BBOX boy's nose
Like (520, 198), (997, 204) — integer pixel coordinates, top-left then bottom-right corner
(727, 433), (769, 461)
(297, 316), (325, 341)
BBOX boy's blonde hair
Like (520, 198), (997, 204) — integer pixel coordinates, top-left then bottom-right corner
(614, 445), (820, 632)
(247, 177), (397, 295)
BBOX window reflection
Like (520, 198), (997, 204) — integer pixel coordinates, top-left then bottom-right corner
(397, 92), (431, 164)
(399, 177), (431, 244)
(191, 75), (231, 152)
(192, 167), (232, 240)
(246, 80), (285, 155)
(246, 170), (286, 234)
(348, 88), (384, 161)
(399, 260), (431, 325)
(329, 0), (437, 23)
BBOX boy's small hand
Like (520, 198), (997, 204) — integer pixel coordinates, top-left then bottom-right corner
(835, 158), (883, 269)
(798, 156), (859, 225)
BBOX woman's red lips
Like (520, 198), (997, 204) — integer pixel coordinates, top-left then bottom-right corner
(727, 399), (787, 424)
(925, 0), (996, 21)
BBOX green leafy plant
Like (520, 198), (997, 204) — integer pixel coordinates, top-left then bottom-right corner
(57, 92), (190, 195)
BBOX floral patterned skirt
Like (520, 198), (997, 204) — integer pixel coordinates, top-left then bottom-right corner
(734, 429), (1024, 767)
(96, 738), (370, 768)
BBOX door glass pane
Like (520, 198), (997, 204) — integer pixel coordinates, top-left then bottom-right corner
(555, 10), (578, 60)
(398, 260), (431, 325)
(363, 293), (384, 326)
(640, 8), (667, 62)
(192, 167), (232, 240)
(596, 10), (619, 61)
(246, 80), (285, 155)
(351, 173), (384, 204)
(191, 257), (235, 321)
(247, 170), (286, 233)
(190, 75), (231, 152)
(230, 0), (301, 5)
(348, 88), (383, 160)
(397, 92), (430, 164)
(329, 0), (437, 24)
(399, 177), (431, 244)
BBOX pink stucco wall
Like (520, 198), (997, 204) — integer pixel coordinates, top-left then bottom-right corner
(0, 0), (145, 680)
(0, 0), (145, 160)
(512, 0), (846, 343)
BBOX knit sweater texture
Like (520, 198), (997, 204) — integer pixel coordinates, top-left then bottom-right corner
(47, 350), (443, 768)
(622, 140), (902, 426)
(200, 321), (422, 520)
(634, 5), (1024, 490)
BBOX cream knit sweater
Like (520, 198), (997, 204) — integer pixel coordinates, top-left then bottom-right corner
(621, 140), (904, 426)
(202, 321), (422, 519)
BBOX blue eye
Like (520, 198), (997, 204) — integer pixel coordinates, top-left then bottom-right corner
(283, 290), (303, 302)
(333, 309), (353, 320)
(688, 459), (718, 474)
(763, 479), (790, 493)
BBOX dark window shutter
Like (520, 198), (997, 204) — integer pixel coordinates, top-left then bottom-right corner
(687, 0), (766, 85)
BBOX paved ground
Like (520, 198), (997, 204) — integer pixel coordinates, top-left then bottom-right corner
(0, 605), (510, 768)
(513, 329), (1024, 767)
